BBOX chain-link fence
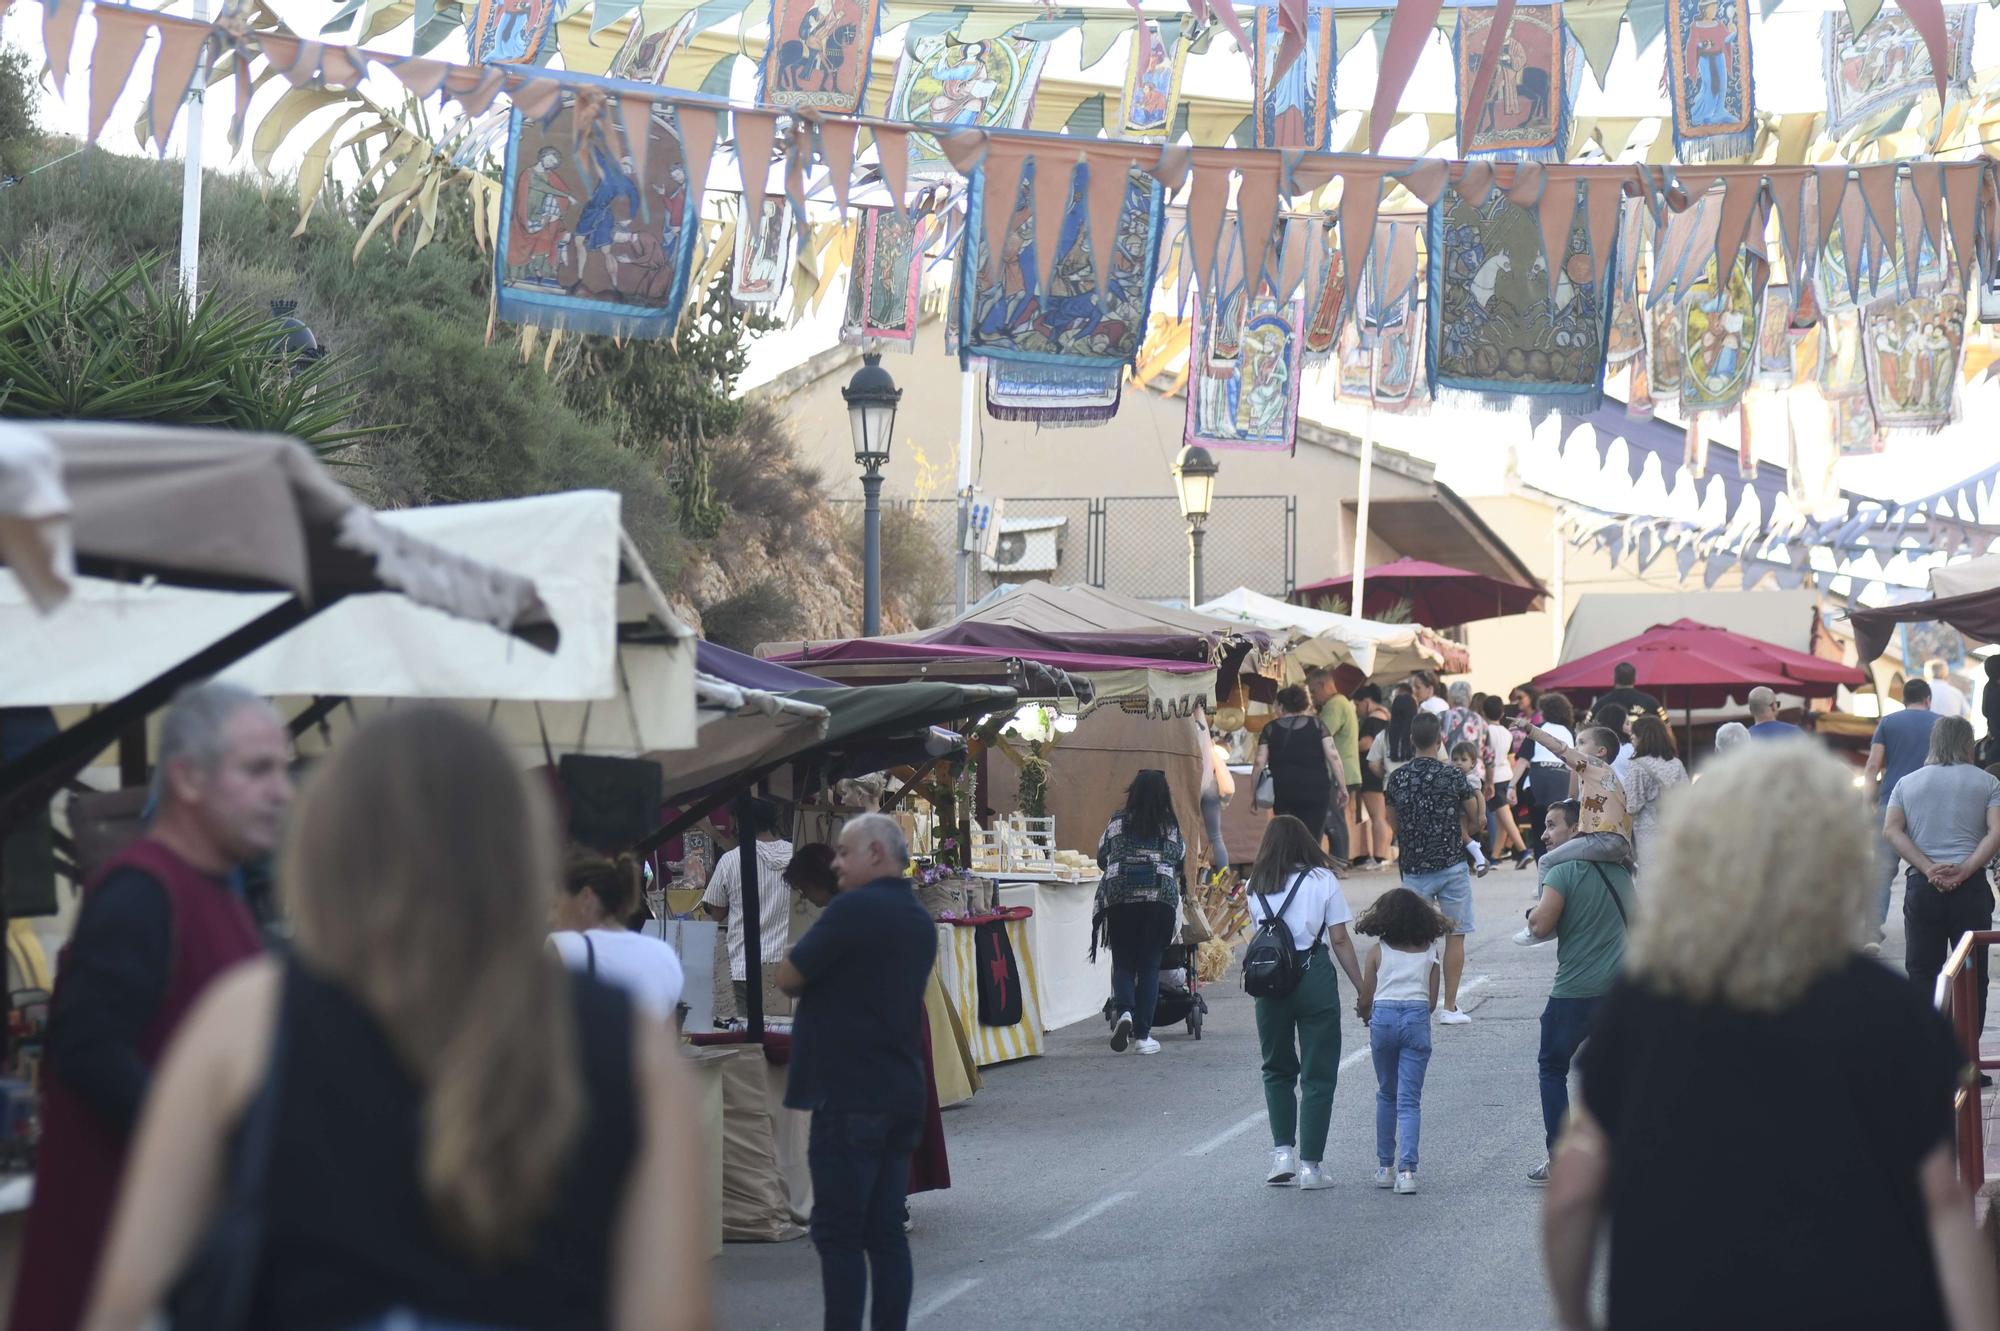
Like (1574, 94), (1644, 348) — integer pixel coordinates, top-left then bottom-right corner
(832, 494), (1297, 626)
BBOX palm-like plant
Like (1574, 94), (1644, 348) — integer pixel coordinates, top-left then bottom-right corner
(0, 253), (372, 455)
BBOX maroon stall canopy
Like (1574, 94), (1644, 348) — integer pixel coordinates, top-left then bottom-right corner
(1292, 558), (1544, 626)
(1848, 589), (2000, 665)
(1531, 619), (1866, 709)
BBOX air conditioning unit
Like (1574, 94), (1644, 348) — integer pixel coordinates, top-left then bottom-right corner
(982, 516), (1066, 574)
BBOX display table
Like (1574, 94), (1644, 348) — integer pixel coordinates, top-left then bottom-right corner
(935, 914), (1045, 1066)
(995, 876), (1107, 1032)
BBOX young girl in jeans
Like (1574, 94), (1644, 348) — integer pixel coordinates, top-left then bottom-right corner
(1356, 887), (1452, 1195)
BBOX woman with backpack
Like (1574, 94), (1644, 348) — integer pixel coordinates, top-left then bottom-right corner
(1093, 770), (1186, 1057)
(1243, 815), (1367, 1191)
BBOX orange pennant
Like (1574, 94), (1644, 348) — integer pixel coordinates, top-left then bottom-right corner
(1236, 156), (1282, 298)
(1338, 168), (1384, 303)
(44, 0), (83, 95)
(1710, 173), (1766, 292)
(1942, 162), (1982, 285)
(1580, 174), (1628, 286)
(1082, 147), (1139, 301)
(1371, 0), (1444, 154)
(979, 140), (1029, 279)
(1030, 149), (1079, 300)
(823, 121), (859, 217)
(734, 110), (778, 246)
(1186, 159), (1229, 296)
(86, 8), (150, 146)
(875, 126), (912, 218)
(147, 22), (212, 154)
(1536, 174), (1581, 290)
(678, 107), (719, 235)
(389, 55), (450, 99)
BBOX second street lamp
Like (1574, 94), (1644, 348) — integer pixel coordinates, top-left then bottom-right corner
(1173, 443), (1219, 607)
(843, 351), (902, 636)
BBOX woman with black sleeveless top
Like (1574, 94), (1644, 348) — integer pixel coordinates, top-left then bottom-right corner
(83, 707), (711, 1331)
(1253, 685), (1346, 843)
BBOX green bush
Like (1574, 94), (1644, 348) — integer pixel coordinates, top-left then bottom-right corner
(699, 579), (804, 653)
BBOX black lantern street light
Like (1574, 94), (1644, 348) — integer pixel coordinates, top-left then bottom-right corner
(843, 351), (902, 636)
(1173, 443), (1219, 607)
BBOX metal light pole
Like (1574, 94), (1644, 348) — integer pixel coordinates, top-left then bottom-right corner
(179, 0), (210, 299)
(1174, 444), (1219, 608)
(843, 352), (902, 636)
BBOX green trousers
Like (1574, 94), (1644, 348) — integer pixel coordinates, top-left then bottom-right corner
(1253, 945), (1342, 1162)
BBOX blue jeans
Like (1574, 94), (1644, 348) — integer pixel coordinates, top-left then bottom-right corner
(1105, 901), (1176, 1037)
(1370, 1000), (1433, 1171)
(1401, 862), (1474, 934)
(808, 1109), (923, 1331)
(1876, 831), (1902, 928)
(1538, 995), (1603, 1153)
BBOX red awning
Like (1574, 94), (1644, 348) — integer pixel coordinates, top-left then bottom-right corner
(1531, 619), (1866, 709)
(1292, 558), (1544, 626)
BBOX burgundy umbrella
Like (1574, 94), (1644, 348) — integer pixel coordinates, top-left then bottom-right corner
(1530, 619), (1866, 710)
(1292, 558), (1545, 626)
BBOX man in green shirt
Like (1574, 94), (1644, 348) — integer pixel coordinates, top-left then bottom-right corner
(1308, 667), (1361, 866)
(1522, 799), (1632, 1185)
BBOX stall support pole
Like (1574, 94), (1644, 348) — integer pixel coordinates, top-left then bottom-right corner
(954, 364), (978, 616)
(1349, 348), (1378, 611)
(734, 790), (766, 1043)
(178, 0), (209, 298)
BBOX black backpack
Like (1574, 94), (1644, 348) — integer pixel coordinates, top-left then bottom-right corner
(1242, 870), (1321, 998)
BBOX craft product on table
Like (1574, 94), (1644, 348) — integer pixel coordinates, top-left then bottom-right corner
(1453, 2), (1575, 160)
(1679, 251), (1760, 412)
(840, 206), (927, 349)
(1863, 287), (1965, 433)
(1252, 1), (1336, 150)
(730, 194), (794, 305)
(760, 0), (884, 114)
(497, 96), (703, 337)
(1664, 0), (1754, 161)
(890, 31), (1048, 178)
(1822, 4), (1975, 139)
(1119, 17), (1187, 140)
(1187, 298), (1305, 450)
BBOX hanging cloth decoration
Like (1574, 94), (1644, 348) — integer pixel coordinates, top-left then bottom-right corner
(1187, 298), (1306, 451)
(760, 0), (885, 114)
(1756, 283), (1797, 384)
(1200, 217), (1252, 366)
(1426, 174), (1616, 411)
(1338, 331), (1375, 400)
(841, 206), (929, 350)
(1301, 219), (1347, 360)
(1817, 306), (1869, 399)
(889, 32), (1049, 180)
(1862, 287), (1966, 432)
(606, 8), (703, 82)
(1118, 18), (1187, 141)
(1604, 199), (1646, 367)
(1253, 3), (1336, 150)
(1645, 300), (1686, 404)
(985, 359), (1124, 424)
(730, 194), (795, 305)
(1374, 292), (1427, 412)
(470, 0), (561, 65)
(1452, 4), (1575, 161)
(496, 97), (705, 338)
(1678, 250), (1762, 411)
(1832, 393), (1879, 454)
(1664, 0), (1755, 163)
(1821, 5), (1974, 140)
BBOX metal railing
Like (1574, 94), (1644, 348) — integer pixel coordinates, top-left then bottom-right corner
(1937, 929), (1999, 1196)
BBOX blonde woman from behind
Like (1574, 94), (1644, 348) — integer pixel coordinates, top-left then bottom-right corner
(84, 706), (712, 1331)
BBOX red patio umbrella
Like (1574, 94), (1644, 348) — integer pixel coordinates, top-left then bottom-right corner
(1292, 558), (1545, 626)
(1530, 619), (1866, 710)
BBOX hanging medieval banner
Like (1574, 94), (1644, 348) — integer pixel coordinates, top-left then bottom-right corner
(731, 194), (795, 305)
(471, 0), (561, 64)
(841, 206), (928, 349)
(607, 7), (702, 82)
(496, 97), (701, 337)
(1301, 220), (1347, 360)
(1452, 4), (1574, 160)
(958, 160), (1166, 405)
(1822, 5), (1975, 139)
(1338, 333), (1374, 400)
(1862, 287), (1966, 431)
(1646, 300), (1686, 401)
(1817, 306), (1868, 398)
(891, 33), (1049, 179)
(1817, 206), (1945, 312)
(1605, 200), (1646, 367)
(1832, 392), (1878, 454)
(1203, 217), (1251, 366)
(1188, 299), (1305, 450)
(1375, 293), (1427, 411)
(1119, 18), (1187, 141)
(1756, 283), (1796, 384)
(761, 0), (883, 114)
(1253, 3), (1337, 150)
(1426, 178), (1615, 410)
(1679, 251), (1760, 411)
(1664, 0), (1754, 161)
(986, 359), (1124, 423)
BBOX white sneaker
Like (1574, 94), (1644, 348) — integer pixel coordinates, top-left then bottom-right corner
(1512, 925), (1551, 947)
(1373, 1165), (1394, 1189)
(1438, 1007), (1471, 1025)
(1394, 1170), (1418, 1195)
(1133, 1036), (1162, 1055)
(1297, 1162), (1332, 1190)
(1861, 941), (1883, 957)
(1110, 1011), (1133, 1052)
(1267, 1146), (1299, 1185)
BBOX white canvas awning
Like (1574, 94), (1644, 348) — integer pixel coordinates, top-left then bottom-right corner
(1195, 587), (1448, 681)
(1, 490), (701, 752)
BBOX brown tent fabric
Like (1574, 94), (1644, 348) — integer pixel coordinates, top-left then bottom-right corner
(1024, 709), (1208, 868)
(717, 1046), (806, 1243)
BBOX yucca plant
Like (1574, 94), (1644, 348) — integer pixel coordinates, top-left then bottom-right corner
(0, 253), (374, 456)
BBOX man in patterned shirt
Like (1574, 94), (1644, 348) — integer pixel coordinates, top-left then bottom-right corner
(1385, 712), (1486, 1024)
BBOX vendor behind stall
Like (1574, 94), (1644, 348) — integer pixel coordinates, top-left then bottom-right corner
(702, 798), (794, 1018)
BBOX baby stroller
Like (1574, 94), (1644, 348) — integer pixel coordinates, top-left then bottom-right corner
(1101, 942), (1209, 1040)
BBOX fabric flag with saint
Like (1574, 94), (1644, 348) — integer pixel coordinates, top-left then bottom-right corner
(1664, 0), (1754, 161)
(1187, 298), (1305, 451)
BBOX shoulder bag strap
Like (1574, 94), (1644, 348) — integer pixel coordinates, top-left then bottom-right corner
(1257, 868), (1313, 930)
(1587, 862), (1629, 925)
(583, 933), (598, 976)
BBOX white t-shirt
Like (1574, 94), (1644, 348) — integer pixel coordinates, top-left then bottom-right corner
(1929, 677), (1972, 720)
(1247, 866), (1352, 952)
(1418, 696), (1449, 717)
(1486, 723), (1513, 784)
(1530, 722), (1575, 767)
(1372, 941), (1441, 1004)
(551, 928), (685, 1020)
(702, 838), (796, 981)
(1611, 742), (1635, 784)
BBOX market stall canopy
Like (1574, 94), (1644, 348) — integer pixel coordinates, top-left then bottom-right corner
(0, 423), (68, 610)
(943, 582), (1270, 650)
(697, 638), (830, 692)
(1293, 559), (1545, 627)
(1195, 587), (1466, 681)
(6, 421), (546, 631)
(1532, 619), (1866, 709)
(1850, 583), (2000, 665)
(1559, 590), (1820, 663)
(1927, 552), (2000, 602)
(0, 491), (699, 748)
(768, 639), (1211, 718)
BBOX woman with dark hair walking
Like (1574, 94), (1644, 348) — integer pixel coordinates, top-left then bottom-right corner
(1370, 692), (1420, 786)
(1247, 816), (1366, 1190)
(1523, 692), (1578, 858)
(1094, 771), (1186, 1056)
(1251, 685), (1346, 844)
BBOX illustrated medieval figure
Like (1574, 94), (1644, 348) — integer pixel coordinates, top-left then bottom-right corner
(507, 145), (575, 283)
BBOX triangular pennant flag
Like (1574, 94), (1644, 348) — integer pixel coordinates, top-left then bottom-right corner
(1711, 174), (1766, 290)
(1368, 0), (1441, 152)
(44, 0), (84, 94)
(1151, 145), (1192, 193)
(1031, 149), (1081, 300)
(1395, 159), (1449, 207)
(678, 107), (720, 242)
(1890, 0), (1953, 115)
(1236, 156), (1282, 297)
(1338, 167), (1384, 307)
(1270, 0), (1308, 88)
(1853, 163), (1899, 287)
(617, 95), (654, 218)
(875, 126), (912, 218)
(509, 75), (562, 122)
(1568, 6), (1623, 87)
(1276, 216), (1313, 305)
(388, 54), (450, 99)
(1537, 175), (1582, 288)
(735, 110), (778, 241)
(1943, 161), (1981, 285)
(147, 22), (213, 154)
(86, 8), (151, 146)
(1186, 157), (1230, 295)
(1083, 148), (1138, 302)
(980, 139), (1029, 278)
(824, 121), (859, 217)
(1768, 168), (1812, 287)
(1581, 174), (1628, 285)
(1458, 161), (1496, 207)
(1908, 163), (1946, 273)
(1458, 0), (1518, 164)
(1814, 166), (1849, 256)
(1505, 160), (1546, 209)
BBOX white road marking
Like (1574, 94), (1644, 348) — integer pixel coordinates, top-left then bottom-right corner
(1034, 1190), (1136, 1241)
(910, 1277), (983, 1323)
(1185, 1111), (1264, 1157)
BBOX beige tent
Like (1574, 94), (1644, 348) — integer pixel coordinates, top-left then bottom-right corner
(1196, 586), (1456, 681)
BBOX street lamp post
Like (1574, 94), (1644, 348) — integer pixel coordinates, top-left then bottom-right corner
(843, 351), (902, 636)
(1173, 444), (1219, 607)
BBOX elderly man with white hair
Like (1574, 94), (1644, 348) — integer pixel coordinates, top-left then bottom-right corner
(778, 813), (937, 1331)
(1744, 686), (1801, 740)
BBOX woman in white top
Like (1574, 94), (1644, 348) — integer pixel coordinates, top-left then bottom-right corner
(1245, 816), (1367, 1192)
(1525, 692), (1579, 858)
(551, 849), (685, 1022)
(1622, 715), (1690, 863)
(1482, 694), (1532, 868)
(1355, 887), (1453, 1195)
